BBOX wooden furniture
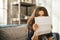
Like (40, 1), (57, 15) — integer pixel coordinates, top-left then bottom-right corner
(10, 0), (36, 24)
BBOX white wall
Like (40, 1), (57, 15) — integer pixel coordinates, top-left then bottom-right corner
(52, 0), (60, 34)
(3, 0), (7, 25)
(0, 0), (4, 24)
(36, 0), (52, 16)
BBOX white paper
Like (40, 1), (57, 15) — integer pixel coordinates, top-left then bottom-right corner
(35, 17), (52, 35)
(35, 16), (51, 25)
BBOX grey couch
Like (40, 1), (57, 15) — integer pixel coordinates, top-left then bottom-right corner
(0, 25), (59, 40)
(0, 26), (27, 40)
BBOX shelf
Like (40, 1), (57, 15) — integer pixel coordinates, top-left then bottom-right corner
(11, 2), (35, 6)
(20, 2), (35, 7)
(10, 0), (36, 24)
(12, 18), (19, 21)
(11, 1), (19, 5)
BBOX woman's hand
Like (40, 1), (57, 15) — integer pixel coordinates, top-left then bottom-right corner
(33, 23), (38, 31)
(48, 37), (52, 40)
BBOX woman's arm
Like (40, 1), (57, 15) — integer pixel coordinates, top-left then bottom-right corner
(31, 23), (38, 40)
(31, 31), (38, 40)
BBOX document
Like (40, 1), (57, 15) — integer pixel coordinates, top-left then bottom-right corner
(35, 16), (52, 35)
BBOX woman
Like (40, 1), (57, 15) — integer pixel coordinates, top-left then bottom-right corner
(26, 7), (52, 40)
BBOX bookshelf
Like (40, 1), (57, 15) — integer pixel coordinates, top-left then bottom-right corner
(10, 0), (36, 24)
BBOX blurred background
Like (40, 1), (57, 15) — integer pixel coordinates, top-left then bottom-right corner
(0, 0), (59, 34)
(0, 0), (60, 40)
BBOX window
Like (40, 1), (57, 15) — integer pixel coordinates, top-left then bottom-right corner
(0, 0), (7, 25)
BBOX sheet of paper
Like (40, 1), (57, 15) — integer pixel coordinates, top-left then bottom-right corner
(35, 17), (52, 35)
(35, 16), (52, 25)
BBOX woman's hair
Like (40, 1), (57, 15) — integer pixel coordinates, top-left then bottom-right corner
(27, 7), (49, 25)
(35, 7), (48, 17)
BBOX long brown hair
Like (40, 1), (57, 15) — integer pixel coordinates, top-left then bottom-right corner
(35, 7), (48, 17)
(27, 7), (49, 26)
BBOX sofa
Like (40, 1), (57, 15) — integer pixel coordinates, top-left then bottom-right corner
(0, 24), (27, 40)
(0, 25), (59, 40)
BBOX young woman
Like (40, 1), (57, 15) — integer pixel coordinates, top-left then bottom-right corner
(26, 7), (52, 40)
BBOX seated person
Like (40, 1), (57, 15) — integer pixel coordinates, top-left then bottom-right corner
(26, 7), (53, 40)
